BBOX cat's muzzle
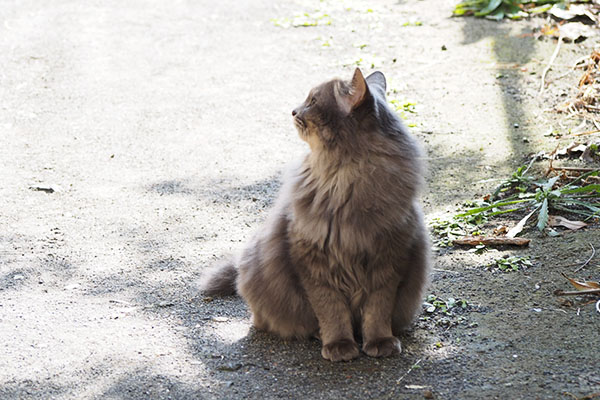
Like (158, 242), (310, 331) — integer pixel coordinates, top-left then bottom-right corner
(293, 116), (306, 130)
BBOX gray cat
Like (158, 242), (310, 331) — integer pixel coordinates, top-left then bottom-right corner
(200, 68), (430, 362)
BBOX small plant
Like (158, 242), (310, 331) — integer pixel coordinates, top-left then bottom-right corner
(424, 295), (469, 315)
(471, 243), (487, 254)
(271, 11), (332, 28)
(490, 255), (532, 272)
(402, 20), (423, 27)
(457, 167), (600, 234)
(430, 205), (490, 247)
(388, 98), (417, 127)
(491, 159), (536, 200)
(453, 0), (564, 20)
(430, 218), (467, 247)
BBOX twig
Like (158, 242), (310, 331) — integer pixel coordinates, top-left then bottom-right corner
(396, 358), (422, 384)
(545, 55), (593, 84)
(554, 288), (600, 296)
(539, 35), (564, 95)
(549, 166), (598, 173)
(572, 54), (592, 69)
(546, 144), (560, 176)
(574, 243), (595, 273)
(569, 129), (600, 137)
(453, 236), (530, 247)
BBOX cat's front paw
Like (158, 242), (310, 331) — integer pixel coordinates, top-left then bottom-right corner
(321, 339), (360, 362)
(362, 336), (402, 358)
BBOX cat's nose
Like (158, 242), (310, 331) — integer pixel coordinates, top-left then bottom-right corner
(292, 109), (298, 117)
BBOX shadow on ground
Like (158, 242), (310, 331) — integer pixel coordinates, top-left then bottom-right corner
(462, 19), (538, 161)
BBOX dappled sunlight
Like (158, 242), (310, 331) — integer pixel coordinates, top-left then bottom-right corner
(201, 316), (252, 344)
(0, 285), (211, 398)
(3, 0), (599, 398)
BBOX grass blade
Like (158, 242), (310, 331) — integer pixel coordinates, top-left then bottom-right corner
(455, 198), (532, 217)
(562, 170), (600, 190)
(561, 184), (600, 195)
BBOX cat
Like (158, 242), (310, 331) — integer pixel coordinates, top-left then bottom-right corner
(200, 68), (430, 362)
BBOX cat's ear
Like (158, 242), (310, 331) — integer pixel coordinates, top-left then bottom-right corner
(366, 71), (386, 97)
(335, 68), (367, 114)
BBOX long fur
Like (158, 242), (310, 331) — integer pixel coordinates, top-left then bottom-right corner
(199, 69), (430, 361)
(199, 259), (238, 296)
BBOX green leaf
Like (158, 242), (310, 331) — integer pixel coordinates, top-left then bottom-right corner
(537, 198), (549, 231)
(475, 0), (502, 16)
(455, 198), (532, 217)
(561, 184), (600, 195)
(562, 170), (599, 189)
(529, 3), (553, 13)
(486, 9), (505, 20)
(542, 176), (559, 192)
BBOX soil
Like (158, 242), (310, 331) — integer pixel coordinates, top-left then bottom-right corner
(1, 0), (599, 399)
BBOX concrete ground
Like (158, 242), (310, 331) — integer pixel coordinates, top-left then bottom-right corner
(1, 0), (599, 399)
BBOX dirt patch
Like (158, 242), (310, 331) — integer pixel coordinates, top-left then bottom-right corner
(1, 0), (599, 399)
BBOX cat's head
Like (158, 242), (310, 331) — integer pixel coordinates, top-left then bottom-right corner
(292, 68), (387, 150)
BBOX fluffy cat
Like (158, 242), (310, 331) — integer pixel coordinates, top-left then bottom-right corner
(200, 68), (430, 362)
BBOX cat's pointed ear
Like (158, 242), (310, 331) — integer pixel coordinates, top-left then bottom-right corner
(335, 68), (367, 114)
(366, 71), (386, 97)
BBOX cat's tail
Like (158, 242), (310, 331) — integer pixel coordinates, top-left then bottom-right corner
(198, 259), (238, 296)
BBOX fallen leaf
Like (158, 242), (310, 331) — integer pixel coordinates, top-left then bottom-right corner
(493, 225), (508, 235)
(548, 4), (597, 24)
(562, 272), (600, 291)
(507, 209), (536, 238)
(569, 143), (589, 153)
(547, 215), (588, 231)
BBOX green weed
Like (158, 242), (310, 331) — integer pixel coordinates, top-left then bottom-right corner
(490, 256), (532, 272)
(424, 295), (469, 315)
(457, 168), (600, 234)
(453, 0), (565, 20)
(271, 11), (332, 28)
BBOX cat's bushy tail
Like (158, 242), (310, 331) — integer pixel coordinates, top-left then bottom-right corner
(199, 259), (238, 296)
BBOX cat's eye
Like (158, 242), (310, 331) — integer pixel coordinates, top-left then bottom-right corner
(308, 97), (316, 107)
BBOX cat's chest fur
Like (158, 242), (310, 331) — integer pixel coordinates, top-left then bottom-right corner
(289, 156), (383, 259)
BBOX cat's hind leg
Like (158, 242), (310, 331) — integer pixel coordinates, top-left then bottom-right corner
(236, 215), (319, 340)
(238, 255), (319, 339)
(392, 225), (430, 335)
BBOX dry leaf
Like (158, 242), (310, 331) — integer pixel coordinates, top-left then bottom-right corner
(547, 215), (588, 231)
(507, 209), (536, 238)
(562, 272), (600, 291)
(548, 4), (598, 24)
(493, 225), (508, 235)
